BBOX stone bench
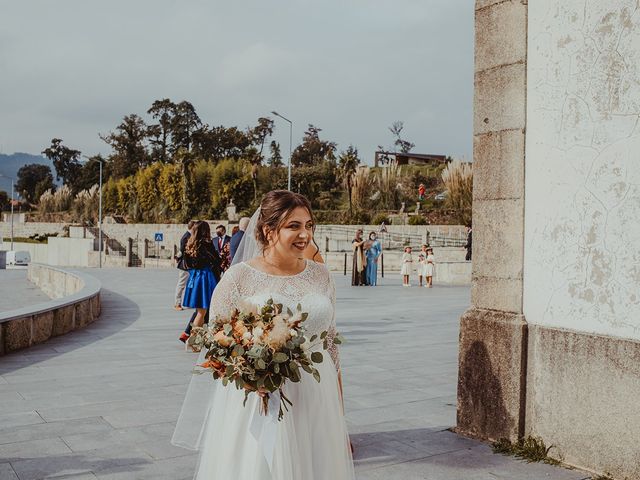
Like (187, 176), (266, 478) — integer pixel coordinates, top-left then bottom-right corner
(0, 264), (101, 355)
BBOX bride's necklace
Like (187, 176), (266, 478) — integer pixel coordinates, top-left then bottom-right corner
(260, 255), (305, 275)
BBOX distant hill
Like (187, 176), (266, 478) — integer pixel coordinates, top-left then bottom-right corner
(0, 153), (54, 195)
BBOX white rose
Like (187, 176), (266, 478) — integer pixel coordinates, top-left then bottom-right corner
(253, 327), (264, 338)
(242, 331), (253, 341)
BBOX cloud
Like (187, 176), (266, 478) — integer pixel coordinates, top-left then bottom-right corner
(0, 0), (474, 163)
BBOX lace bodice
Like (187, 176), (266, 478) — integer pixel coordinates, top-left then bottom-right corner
(210, 260), (340, 370)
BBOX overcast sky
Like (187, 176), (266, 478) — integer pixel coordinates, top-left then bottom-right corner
(0, 0), (474, 165)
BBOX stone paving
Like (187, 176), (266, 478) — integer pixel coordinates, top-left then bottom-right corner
(0, 269), (49, 313)
(0, 268), (590, 480)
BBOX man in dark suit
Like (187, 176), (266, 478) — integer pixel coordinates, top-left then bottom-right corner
(464, 224), (472, 261)
(213, 225), (231, 254)
(230, 217), (250, 261)
(213, 224), (232, 271)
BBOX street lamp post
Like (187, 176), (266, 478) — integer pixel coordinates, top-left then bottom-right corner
(0, 174), (14, 250)
(271, 111), (293, 191)
(98, 159), (103, 268)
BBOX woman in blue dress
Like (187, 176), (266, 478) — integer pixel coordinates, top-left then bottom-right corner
(364, 231), (382, 286)
(182, 221), (222, 338)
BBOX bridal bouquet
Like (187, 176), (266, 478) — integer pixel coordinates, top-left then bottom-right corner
(187, 298), (341, 420)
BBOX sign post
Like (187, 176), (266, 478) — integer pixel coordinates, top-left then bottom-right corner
(154, 233), (163, 268)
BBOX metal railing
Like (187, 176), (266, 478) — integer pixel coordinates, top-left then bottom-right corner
(315, 225), (466, 250)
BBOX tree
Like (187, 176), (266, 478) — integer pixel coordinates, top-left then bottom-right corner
(0, 191), (9, 211)
(250, 117), (275, 164)
(101, 114), (150, 179)
(75, 155), (104, 193)
(389, 121), (415, 153)
(147, 98), (177, 163)
(42, 138), (81, 188)
(192, 125), (252, 162)
(16, 164), (55, 203)
(268, 141), (283, 167)
(291, 124), (337, 167)
(337, 145), (360, 215)
(171, 101), (201, 153)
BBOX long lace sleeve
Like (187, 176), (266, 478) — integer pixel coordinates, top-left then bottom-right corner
(325, 273), (341, 372)
(209, 264), (241, 320)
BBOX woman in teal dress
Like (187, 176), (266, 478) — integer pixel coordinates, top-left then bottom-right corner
(364, 231), (382, 286)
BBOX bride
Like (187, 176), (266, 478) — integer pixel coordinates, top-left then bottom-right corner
(172, 190), (355, 479)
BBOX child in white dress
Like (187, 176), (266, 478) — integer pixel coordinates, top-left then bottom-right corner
(401, 246), (413, 286)
(417, 244), (428, 287)
(424, 247), (435, 288)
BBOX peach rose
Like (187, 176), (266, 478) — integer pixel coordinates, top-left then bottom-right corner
(213, 330), (233, 347)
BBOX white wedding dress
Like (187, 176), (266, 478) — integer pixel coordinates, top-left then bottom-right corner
(172, 260), (355, 480)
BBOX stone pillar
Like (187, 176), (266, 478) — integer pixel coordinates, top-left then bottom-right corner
(456, 0), (528, 442)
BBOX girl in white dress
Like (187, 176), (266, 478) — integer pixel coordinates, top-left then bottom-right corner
(172, 190), (354, 480)
(400, 246), (413, 286)
(424, 247), (435, 288)
(417, 244), (428, 287)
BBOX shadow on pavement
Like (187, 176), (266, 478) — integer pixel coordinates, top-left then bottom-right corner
(0, 289), (141, 374)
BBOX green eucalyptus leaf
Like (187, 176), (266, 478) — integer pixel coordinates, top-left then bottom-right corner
(320, 331), (328, 340)
(273, 352), (289, 363)
(311, 351), (323, 363)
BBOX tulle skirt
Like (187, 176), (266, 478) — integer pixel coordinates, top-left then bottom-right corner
(193, 360), (355, 480)
(183, 269), (217, 309)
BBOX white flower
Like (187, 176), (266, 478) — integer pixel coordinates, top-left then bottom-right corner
(242, 331), (253, 341)
(253, 327), (264, 338)
(267, 316), (291, 349)
(289, 329), (297, 337)
(238, 298), (260, 316)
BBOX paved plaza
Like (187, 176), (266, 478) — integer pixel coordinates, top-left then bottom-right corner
(0, 268), (589, 479)
(0, 269), (49, 313)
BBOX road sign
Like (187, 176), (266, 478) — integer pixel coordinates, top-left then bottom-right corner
(154, 233), (163, 242)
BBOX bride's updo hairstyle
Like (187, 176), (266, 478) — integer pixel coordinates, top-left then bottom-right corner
(255, 190), (317, 251)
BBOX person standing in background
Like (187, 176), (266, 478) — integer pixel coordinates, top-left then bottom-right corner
(417, 244), (428, 287)
(464, 224), (472, 261)
(364, 231), (382, 286)
(230, 216), (250, 261)
(351, 229), (367, 286)
(213, 224), (232, 272)
(181, 221), (222, 348)
(401, 246), (413, 287)
(173, 220), (196, 310)
(424, 247), (435, 288)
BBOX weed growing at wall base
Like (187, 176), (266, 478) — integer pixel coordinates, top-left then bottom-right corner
(492, 436), (561, 465)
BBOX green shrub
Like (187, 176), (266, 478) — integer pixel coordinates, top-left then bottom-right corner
(372, 213), (390, 225)
(408, 215), (428, 225)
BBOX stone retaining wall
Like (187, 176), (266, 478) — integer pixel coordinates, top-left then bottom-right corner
(0, 264), (101, 355)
